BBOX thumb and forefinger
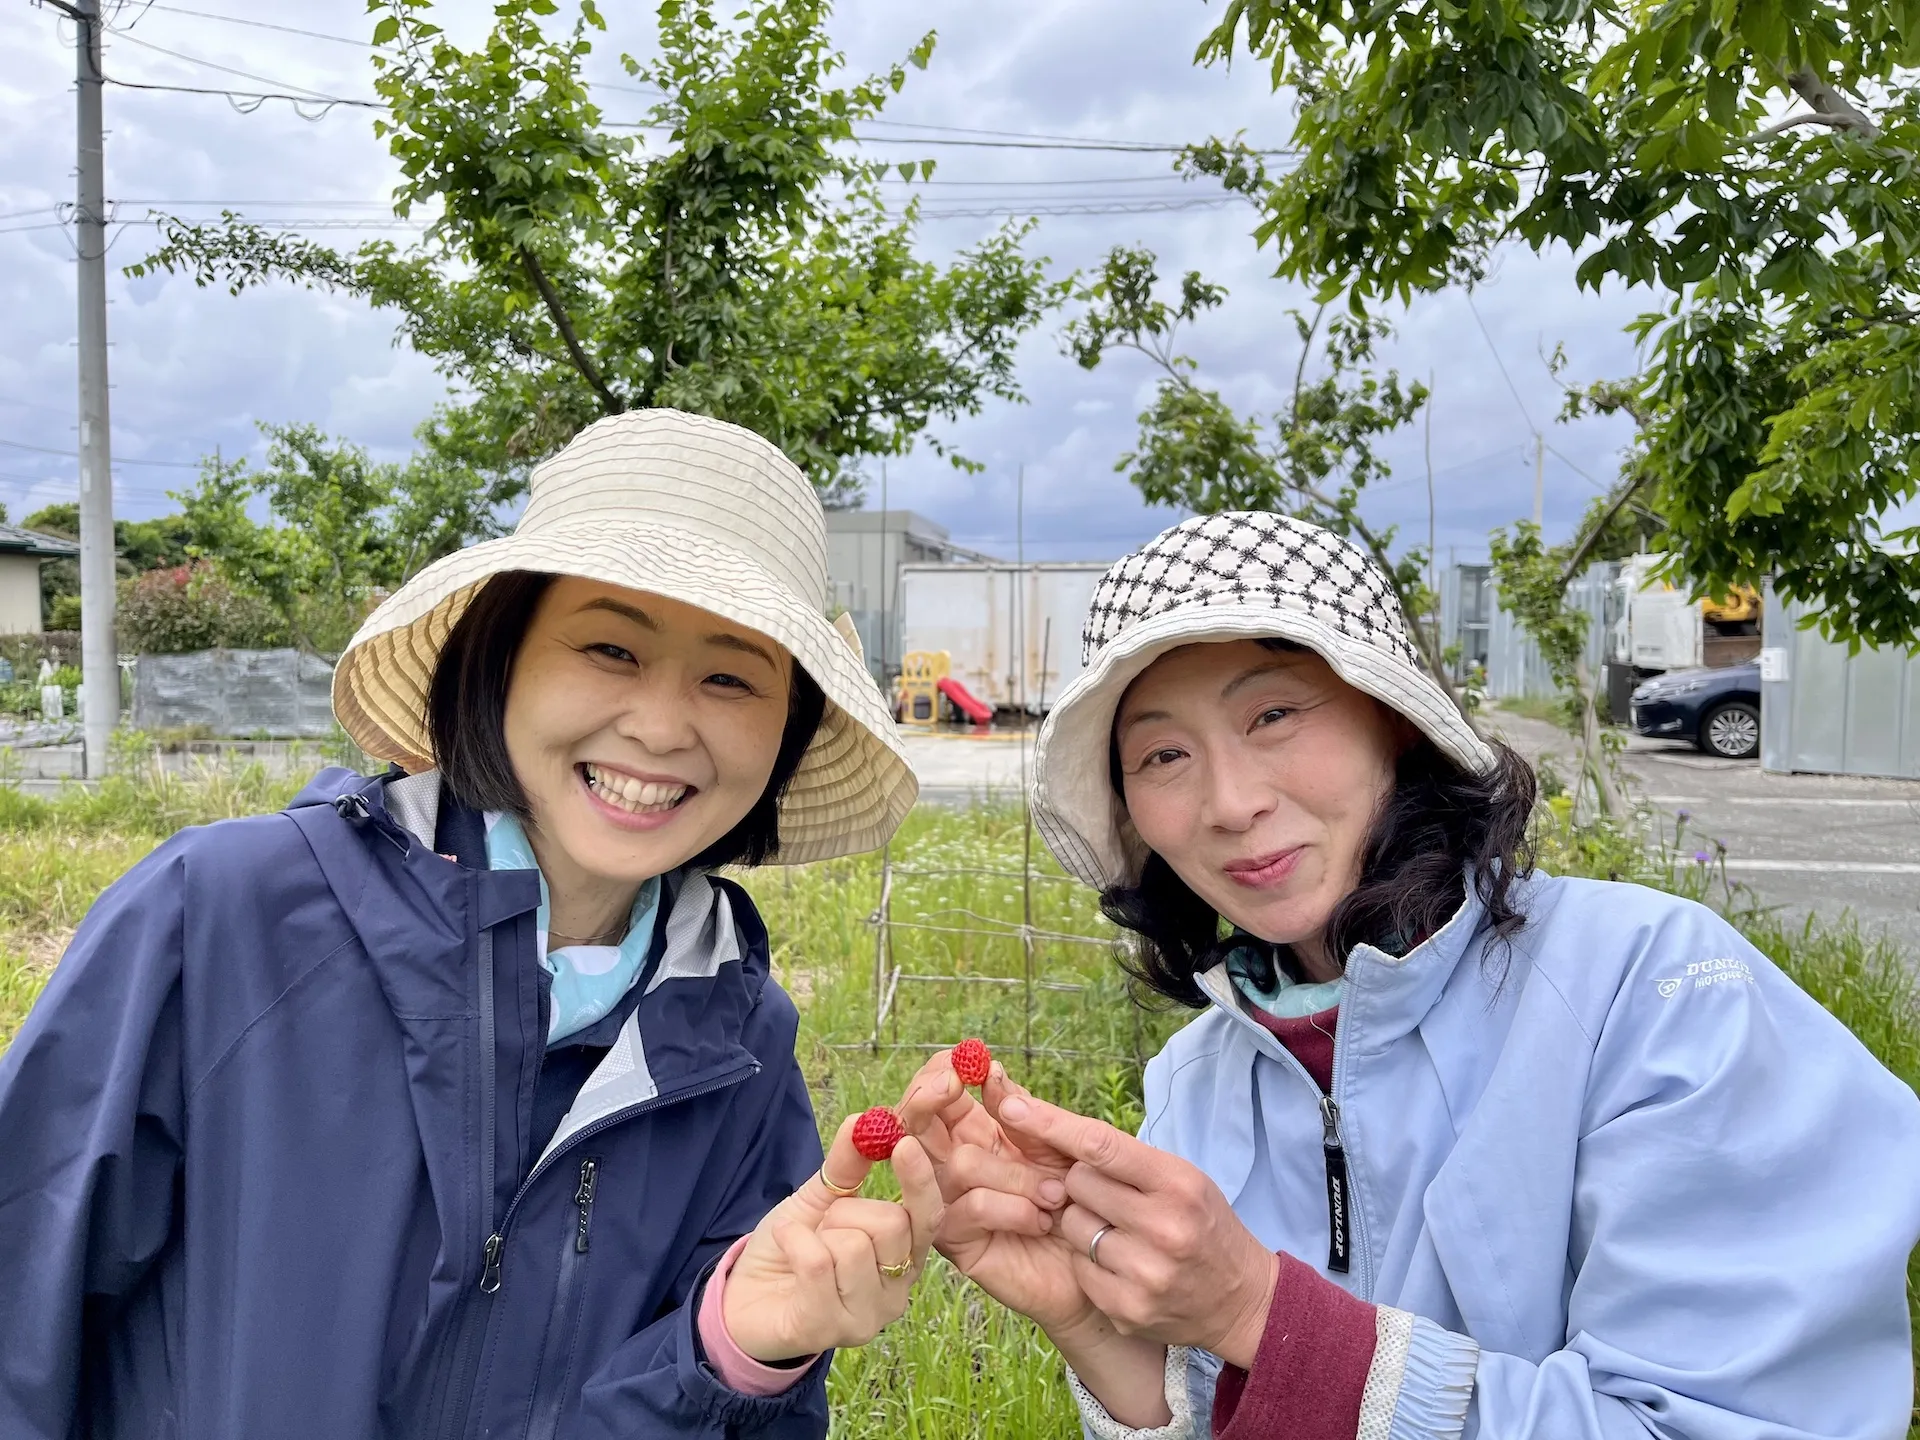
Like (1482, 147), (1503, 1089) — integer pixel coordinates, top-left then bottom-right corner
(994, 1091), (1155, 1187)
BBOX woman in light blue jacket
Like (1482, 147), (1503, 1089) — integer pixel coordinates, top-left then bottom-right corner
(899, 513), (1920, 1440)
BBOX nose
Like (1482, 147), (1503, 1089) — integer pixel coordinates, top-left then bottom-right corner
(611, 664), (700, 755)
(1198, 751), (1274, 834)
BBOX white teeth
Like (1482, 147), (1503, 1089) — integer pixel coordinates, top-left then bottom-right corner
(584, 765), (688, 814)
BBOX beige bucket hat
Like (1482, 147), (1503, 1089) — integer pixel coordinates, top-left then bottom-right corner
(333, 408), (917, 863)
(1032, 512), (1493, 890)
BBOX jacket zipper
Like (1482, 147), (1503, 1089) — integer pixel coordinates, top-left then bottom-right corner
(438, 920), (501, 1440)
(1209, 974), (1374, 1297)
(524, 1157), (604, 1440)
(474, 1064), (756, 1294)
(573, 1157), (598, 1253)
(1319, 1096), (1352, 1274)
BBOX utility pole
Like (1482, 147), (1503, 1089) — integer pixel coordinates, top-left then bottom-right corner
(45, 0), (117, 774)
(1532, 432), (1545, 530)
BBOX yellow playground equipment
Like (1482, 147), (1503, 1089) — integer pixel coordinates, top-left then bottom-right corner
(896, 650), (950, 726)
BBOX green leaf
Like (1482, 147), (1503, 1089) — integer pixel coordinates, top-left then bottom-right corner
(371, 14), (400, 45)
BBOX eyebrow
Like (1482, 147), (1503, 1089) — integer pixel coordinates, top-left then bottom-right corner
(1117, 659), (1301, 737)
(578, 597), (778, 670)
(1219, 659), (1298, 700)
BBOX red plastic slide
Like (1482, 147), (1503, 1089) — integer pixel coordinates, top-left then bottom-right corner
(936, 677), (993, 726)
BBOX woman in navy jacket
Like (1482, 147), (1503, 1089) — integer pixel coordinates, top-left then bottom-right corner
(0, 411), (935, 1439)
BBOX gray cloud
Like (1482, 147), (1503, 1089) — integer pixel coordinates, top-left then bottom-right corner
(0, 0), (1650, 568)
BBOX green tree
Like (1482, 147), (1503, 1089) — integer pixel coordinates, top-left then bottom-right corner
(130, 0), (1065, 506)
(175, 422), (505, 655)
(1064, 245), (1456, 702)
(1195, 0), (1920, 646)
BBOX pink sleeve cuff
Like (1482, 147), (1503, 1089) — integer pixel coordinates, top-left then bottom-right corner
(1211, 1251), (1379, 1440)
(696, 1235), (820, 1396)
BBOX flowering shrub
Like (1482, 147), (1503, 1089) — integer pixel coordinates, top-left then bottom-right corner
(116, 563), (287, 655)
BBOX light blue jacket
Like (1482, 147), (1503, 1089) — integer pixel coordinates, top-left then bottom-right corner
(1076, 873), (1920, 1440)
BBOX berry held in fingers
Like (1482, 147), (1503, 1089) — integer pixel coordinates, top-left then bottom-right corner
(852, 1107), (906, 1161)
(951, 1037), (991, 1087)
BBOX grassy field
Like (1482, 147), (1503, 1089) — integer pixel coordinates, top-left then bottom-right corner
(1, 759), (1916, 1435)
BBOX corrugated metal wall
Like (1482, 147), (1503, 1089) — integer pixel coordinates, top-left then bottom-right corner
(132, 648), (337, 738)
(1760, 584), (1920, 779)
(1445, 561), (1616, 700)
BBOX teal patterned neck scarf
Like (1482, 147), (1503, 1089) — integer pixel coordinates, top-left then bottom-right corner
(485, 811), (661, 1045)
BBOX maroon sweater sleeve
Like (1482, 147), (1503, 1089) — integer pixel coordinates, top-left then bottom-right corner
(1211, 1251), (1379, 1440)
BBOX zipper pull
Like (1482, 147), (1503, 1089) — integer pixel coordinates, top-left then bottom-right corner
(480, 1233), (503, 1293)
(574, 1157), (599, 1255)
(1319, 1096), (1352, 1275)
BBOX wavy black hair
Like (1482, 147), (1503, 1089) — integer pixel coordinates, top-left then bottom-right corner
(1099, 655), (1537, 1008)
(425, 570), (826, 869)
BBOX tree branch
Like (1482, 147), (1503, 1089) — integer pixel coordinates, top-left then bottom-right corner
(1784, 70), (1880, 139)
(1557, 470), (1654, 591)
(518, 247), (624, 415)
(1755, 111), (1863, 138)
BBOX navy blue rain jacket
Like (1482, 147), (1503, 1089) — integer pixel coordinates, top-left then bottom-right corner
(0, 768), (830, 1439)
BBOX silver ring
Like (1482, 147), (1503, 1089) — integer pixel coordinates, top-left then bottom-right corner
(1087, 1223), (1115, 1267)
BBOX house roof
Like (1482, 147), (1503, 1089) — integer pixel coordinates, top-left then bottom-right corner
(0, 523), (81, 558)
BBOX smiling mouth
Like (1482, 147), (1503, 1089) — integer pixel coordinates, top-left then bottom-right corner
(1223, 846), (1304, 887)
(579, 763), (694, 815)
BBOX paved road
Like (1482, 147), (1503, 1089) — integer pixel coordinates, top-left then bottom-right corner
(1486, 710), (1920, 958)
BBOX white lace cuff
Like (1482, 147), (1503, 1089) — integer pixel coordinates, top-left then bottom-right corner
(1067, 1344), (1198, 1440)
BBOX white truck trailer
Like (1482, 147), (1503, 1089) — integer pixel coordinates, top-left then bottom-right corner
(896, 562), (1108, 716)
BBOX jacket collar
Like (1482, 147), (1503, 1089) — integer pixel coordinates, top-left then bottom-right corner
(284, 769), (765, 1115)
(1196, 873), (1496, 1055)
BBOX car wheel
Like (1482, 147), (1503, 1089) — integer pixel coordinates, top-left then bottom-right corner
(1700, 700), (1760, 760)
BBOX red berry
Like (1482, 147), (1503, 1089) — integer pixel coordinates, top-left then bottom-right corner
(951, 1037), (991, 1087)
(852, 1106), (905, 1161)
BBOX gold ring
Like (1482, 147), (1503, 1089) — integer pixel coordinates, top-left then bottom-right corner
(879, 1257), (913, 1279)
(818, 1167), (862, 1198)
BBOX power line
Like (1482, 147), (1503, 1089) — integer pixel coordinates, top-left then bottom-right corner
(1463, 291), (1537, 435)
(875, 172), (1189, 187)
(105, 76), (381, 112)
(130, 2), (663, 97)
(104, 28), (371, 103)
(904, 196), (1241, 219)
(1545, 442), (1612, 492)
(0, 435), (202, 468)
(137, 3), (388, 50)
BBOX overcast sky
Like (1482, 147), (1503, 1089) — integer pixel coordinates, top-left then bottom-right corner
(0, 0), (1651, 565)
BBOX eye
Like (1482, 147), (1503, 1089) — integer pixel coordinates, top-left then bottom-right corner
(1253, 706), (1292, 729)
(1137, 746), (1186, 770)
(585, 642), (637, 664)
(705, 672), (756, 694)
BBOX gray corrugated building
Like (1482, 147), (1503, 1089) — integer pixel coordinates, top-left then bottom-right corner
(824, 510), (994, 681)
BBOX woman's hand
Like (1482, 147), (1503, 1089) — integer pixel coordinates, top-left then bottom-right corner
(722, 1114), (944, 1362)
(891, 1054), (1096, 1328)
(996, 1092), (1279, 1370)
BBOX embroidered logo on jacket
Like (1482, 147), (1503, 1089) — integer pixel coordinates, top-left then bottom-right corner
(1654, 957), (1755, 998)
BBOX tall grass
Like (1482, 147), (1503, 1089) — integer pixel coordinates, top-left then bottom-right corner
(1, 765), (1916, 1434)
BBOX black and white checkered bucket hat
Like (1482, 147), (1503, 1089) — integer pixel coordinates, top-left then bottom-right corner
(1031, 512), (1494, 889)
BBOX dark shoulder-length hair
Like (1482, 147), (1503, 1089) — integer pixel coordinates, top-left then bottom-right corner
(1100, 657), (1537, 1009)
(424, 570), (826, 869)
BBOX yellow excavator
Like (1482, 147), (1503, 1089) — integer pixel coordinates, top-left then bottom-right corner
(1702, 584), (1762, 635)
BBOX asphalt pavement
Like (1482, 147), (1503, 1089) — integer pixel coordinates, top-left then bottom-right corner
(1486, 709), (1920, 959)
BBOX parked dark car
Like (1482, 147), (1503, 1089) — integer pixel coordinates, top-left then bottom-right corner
(1629, 660), (1762, 759)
